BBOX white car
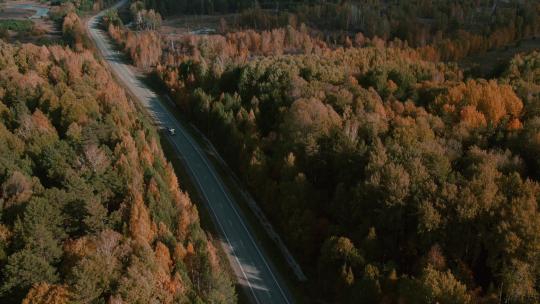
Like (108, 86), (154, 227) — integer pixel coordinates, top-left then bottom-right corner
(168, 128), (176, 135)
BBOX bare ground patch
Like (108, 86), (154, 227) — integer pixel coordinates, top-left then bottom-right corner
(0, 1), (61, 44)
(0, 7), (33, 19)
(160, 14), (239, 39)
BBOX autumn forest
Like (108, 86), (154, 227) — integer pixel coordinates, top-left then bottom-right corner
(1, 0), (540, 303)
(0, 5), (234, 304)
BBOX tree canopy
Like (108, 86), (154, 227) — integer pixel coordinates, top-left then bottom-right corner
(0, 41), (235, 304)
(153, 38), (540, 303)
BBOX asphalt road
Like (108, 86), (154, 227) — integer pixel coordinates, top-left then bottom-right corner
(87, 3), (294, 304)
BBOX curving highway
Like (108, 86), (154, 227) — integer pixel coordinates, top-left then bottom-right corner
(87, 2), (294, 304)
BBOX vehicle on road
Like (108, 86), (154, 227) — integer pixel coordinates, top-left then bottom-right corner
(87, 7), (294, 302)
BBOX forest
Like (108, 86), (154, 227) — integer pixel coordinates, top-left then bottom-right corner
(0, 31), (235, 304)
(99, 0), (540, 303)
(157, 44), (540, 304)
(142, 0), (540, 62)
(0, 0), (538, 302)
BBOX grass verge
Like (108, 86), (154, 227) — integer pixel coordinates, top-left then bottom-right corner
(0, 19), (33, 32)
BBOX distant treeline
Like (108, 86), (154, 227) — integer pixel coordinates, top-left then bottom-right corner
(143, 0), (540, 62)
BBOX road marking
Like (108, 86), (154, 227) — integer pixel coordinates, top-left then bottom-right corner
(174, 118), (292, 303)
(169, 137), (262, 304)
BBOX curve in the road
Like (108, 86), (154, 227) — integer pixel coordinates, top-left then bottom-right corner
(87, 3), (294, 304)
